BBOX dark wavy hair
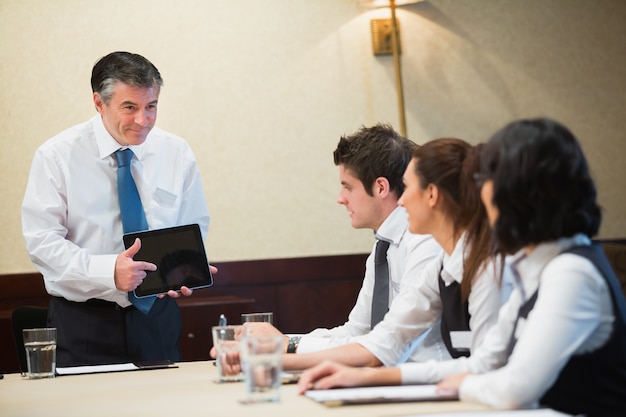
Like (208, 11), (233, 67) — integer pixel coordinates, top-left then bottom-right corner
(333, 123), (417, 197)
(481, 118), (601, 254)
(414, 138), (495, 301)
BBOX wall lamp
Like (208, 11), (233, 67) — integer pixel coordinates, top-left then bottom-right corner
(358, 0), (423, 137)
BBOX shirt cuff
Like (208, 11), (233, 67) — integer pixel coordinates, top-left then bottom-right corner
(399, 361), (438, 384)
(88, 254), (119, 289)
(296, 335), (332, 354)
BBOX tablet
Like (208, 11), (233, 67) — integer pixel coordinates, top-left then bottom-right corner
(123, 224), (213, 297)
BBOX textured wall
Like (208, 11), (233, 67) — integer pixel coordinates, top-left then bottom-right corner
(1, 0), (624, 273)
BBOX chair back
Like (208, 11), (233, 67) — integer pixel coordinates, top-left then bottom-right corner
(11, 306), (49, 374)
(599, 241), (626, 300)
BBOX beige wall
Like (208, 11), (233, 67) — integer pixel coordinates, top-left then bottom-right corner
(1, 0), (624, 273)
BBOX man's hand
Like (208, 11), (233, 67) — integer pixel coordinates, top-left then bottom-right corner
(242, 322), (290, 352)
(114, 238), (156, 291)
(158, 265), (219, 299)
(215, 342), (242, 376)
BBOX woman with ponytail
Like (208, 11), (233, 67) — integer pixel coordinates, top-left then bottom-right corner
(281, 137), (510, 371)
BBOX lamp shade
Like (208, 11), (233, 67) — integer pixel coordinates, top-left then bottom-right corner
(358, 0), (422, 7)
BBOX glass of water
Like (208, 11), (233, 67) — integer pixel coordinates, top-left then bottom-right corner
(212, 325), (244, 382)
(240, 334), (283, 403)
(22, 328), (57, 379)
(241, 312), (273, 324)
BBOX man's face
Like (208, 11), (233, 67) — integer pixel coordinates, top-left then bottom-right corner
(93, 81), (159, 146)
(336, 165), (381, 230)
(398, 158), (431, 234)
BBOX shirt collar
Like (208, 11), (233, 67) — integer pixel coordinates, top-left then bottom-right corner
(511, 233), (591, 297)
(91, 115), (146, 161)
(441, 231), (468, 285)
(375, 206), (410, 246)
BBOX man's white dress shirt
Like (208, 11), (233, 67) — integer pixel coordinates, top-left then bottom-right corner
(22, 115), (210, 308)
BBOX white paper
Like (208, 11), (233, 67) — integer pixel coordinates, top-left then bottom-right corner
(305, 384), (452, 404)
(56, 363), (138, 375)
(400, 409), (573, 417)
(281, 371), (301, 383)
(450, 330), (472, 349)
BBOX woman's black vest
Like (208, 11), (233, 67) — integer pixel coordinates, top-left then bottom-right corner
(510, 244), (626, 417)
(439, 264), (471, 358)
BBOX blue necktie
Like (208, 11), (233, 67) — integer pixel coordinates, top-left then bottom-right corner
(115, 149), (155, 314)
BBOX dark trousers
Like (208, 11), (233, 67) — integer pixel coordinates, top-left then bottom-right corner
(48, 296), (182, 367)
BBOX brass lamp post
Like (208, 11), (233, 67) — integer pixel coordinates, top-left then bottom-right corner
(358, 0), (423, 137)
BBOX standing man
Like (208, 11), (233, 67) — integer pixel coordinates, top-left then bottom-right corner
(244, 124), (441, 354)
(21, 51), (212, 367)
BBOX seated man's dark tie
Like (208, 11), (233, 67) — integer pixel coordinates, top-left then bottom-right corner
(115, 148), (155, 314)
(371, 239), (391, 328)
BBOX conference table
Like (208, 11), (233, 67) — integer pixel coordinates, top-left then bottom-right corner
(0, 360), (491, 417)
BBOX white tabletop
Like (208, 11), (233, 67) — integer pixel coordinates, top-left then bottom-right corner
(0, 361), (490, 417)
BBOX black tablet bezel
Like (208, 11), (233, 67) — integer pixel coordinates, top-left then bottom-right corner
(122, 224), (213, 297)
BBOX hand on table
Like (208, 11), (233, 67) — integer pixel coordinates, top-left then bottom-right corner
(242, 322), (290, 351)
(297, 360), (375, 394)
(436, 372), (470, 398)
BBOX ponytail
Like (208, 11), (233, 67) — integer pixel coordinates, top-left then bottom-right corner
(415, 139), (497, 301)
(459, 144), (496, 301)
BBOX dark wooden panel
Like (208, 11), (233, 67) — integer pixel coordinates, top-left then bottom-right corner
(276, 281), (362, 333)
(0, 319), (19, 373)
(177, 296), (255, 361)
(211, 254), (367, 286)
(0, 274), (50, 320)
(0, 253), (368, 374)
(194, 286), (277, 318)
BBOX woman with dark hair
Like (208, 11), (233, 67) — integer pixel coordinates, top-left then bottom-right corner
(298, 118), (626, 416)
(480, 118), (602, 253)
(279, 137), (508, 372)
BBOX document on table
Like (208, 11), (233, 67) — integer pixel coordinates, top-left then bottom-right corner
(399, 409), (573, 417)
(304, 384), (457, 406)
(281, 371), (301, 384)
(56, 361), (177, 376)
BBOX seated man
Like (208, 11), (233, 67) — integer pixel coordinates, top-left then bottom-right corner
(244, 124), (441, 355)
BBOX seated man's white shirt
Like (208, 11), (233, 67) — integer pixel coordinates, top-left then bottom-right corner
(358, 232), (509, 366)
(296, 206), (441, 353)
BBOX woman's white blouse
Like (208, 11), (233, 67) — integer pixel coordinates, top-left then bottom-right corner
(400, 234), (615, 410)
(358, 232), (507, 366)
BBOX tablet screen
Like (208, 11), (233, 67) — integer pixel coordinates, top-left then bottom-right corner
(122, 224), (213, 297)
